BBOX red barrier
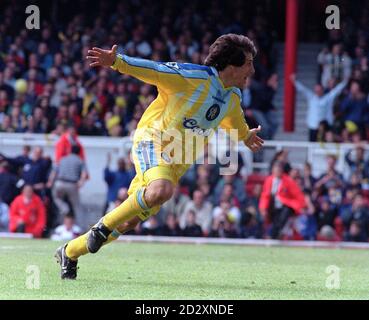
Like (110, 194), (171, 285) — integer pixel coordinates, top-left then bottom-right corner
(284, 0), (298, 132)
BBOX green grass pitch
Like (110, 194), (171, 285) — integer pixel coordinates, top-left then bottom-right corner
(0, 238), (368, 299)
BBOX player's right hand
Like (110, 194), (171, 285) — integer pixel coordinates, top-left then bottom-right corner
(86, 44), (118, 68)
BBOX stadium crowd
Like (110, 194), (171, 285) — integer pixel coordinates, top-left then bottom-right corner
(1, 142), (369, 242)
(0, 0), (277, 139)
(291, 1), (369, 143)
(0, 0), (369, 242)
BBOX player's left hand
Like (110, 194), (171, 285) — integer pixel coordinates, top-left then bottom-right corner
(244, 125), (264, 152)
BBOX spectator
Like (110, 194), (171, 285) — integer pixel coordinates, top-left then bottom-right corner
(182, 210), (203, 237)
(246, 182), (263, 208)
(47, 145), (88, 227)
(317, 225), (339, 241)
(317, 44), (351, 88)
(344, 144), (369, 179)
(314, 155), (344, 193)
(161, 185), (190, 224)
(50, 214), (82, 241)
(247, 73), (279, 140)
(0, 161), (19, 205)
(339, 81), (369, 139)
(302, 162), (316, 191)
(180, 189), (213, 234)
(104, 153), (134, 213)
(297, 192), (317, 240)
(289, 167), (302, 184)
(316, 120), (334, 143)
(212, 173), (247, 207)
(259, 161), (306, 239)
(160, 213), (182, 237)
(240, 205), (263, 238)
(55, 125), (86, 164)
(141, 216), (160, 236)
(346, 173), (363, 191)
(9, 185), (46, 237)
(0, 198), (9, 232)
(345, 221), (367, 242)
(208, 212), (239, 238)
(212, 200), (242, 228)
(339, 187), (358, 224)
(78, 113), (103, 136)
(342, 194), (369, 241)
(113, 187), (129, 210)
(291, 74), (347, 141)
(219, 183), (241, 207)
(0, 145), (31, 175)
(315, 196), (338, 232)
(269, 149), (291, 174)
(18, 146), (51, 197)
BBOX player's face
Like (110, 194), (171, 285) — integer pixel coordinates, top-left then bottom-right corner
(231, 53), (255, 88)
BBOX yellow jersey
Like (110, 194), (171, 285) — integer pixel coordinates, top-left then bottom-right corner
(111, 54), (250, 165)
(111, 54), (249, 135)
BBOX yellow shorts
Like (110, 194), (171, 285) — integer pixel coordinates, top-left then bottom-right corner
(128, 139), (191, 220)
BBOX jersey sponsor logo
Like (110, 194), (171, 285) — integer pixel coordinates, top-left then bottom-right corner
(205, 104), (220, 121)
(183, 117), (213, 137)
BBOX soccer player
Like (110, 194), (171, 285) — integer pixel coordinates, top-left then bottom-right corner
(55, 33), (264, 279)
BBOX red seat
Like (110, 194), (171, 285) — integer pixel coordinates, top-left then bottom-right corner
(245, 173), (267, 195)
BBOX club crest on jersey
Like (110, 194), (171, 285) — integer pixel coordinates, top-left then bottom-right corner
(205, 104), (220, 121)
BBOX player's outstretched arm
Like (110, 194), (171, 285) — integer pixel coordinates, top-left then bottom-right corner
(244, 125), (264, 152)
(86, 45), (117, 68)
(86, 44), (187, 93)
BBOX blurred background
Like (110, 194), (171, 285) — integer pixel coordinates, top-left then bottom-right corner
(0, 0), (368, 243)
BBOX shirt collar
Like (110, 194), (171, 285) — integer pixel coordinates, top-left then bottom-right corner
(210, 66), (219, 77)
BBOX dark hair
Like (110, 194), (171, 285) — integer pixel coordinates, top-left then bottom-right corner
(204, 34), (257, 71)
(71, 145), (80, 154)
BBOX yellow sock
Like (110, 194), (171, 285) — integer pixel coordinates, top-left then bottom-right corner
(65, 188), (149, 261)
(103, 188), (149, 230)
(65, 232), (90, 260)
(65, 229), (123, 260)
(66, 188), (149, 260)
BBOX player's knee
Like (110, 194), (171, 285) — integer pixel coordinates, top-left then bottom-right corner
(145, 180), (173, 207)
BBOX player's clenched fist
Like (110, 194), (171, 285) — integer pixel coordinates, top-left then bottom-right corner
(86, 44), (118, 67)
